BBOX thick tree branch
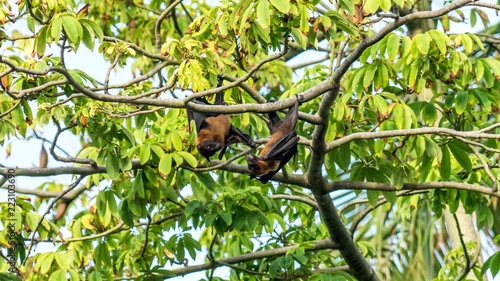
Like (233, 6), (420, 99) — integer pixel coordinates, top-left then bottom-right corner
(166, 239), (336, 278)
(327, 181), (499, 197)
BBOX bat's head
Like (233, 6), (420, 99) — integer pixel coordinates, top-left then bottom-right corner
(245, 154), (269, 176)
(197, 141), (222, 160)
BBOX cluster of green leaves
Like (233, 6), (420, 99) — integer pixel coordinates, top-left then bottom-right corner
(0, 196), (61, 277)
(332, 27), (500, 203)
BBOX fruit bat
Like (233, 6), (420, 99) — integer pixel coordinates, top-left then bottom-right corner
(187, 82), (255, 161)
(245, 96), (301, 183)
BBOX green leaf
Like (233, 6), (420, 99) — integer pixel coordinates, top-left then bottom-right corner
(21, 99), (33, 121)
(460, 33), (474, 53)
(363, 64), (377, 88)
(428, 30), (448, 55)
(475, 59), (484, 81)
(106, 152), (120, 180)
(49, 269), (67, 281)
(150, 144), (165, 158)
(448, 140), (472, 172)
(79, 19), (104, 41)
(393, 103), (404, 129)
(382, 191), (397, 203)
(439, 145), (451, 181)
(269, 0), (290, 13)
(159, 154), (173, 176)
(366, 190), (380, 206)
(364, 0), (380, 15)
(80, 20), (96, 50)
(51, 15), (63, 41)
(379, 0), (391, 11)
(290, 28), (307, 50)
(413, 33), (430, 55)
(139, 144), (151, 164)
(386, 33), (400, 60)
(134, 171), (145, 198)
(40, 253), (55, 274)
(220, 211), (232, 225)
(26, 212), (40, 231)
(105, 190), (118, 215)
(54, 252), (69, 270)
(0, 273), (23, 281)
(470, 8), (477, 27)
(422, 102), (438, 125)
(482, 251), (500, 276)
(334, 143), (351, 171)
(62, 16), (83, 44)
(119, 200), (135, 226)
(256, 0), (271, 28)
(455, 90), (469, 115)
(172, 131), (183, 151)
(68, 269), (80, 281)
(480, 58), (500, 78)
(372, 94), (388, 114)
(35, 26), (48, 57)
(195, 172), (215, 190)
(177, 151), (198, 167)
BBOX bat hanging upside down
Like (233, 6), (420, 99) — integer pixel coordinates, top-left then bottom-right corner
(187, 81), (255, 161)
(245, 95), (302, 183)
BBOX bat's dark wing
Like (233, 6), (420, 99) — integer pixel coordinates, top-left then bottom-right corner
(218, 125), (255, 160)
(267, 111), (283, 134)
(187, 97), (222, 132)
(187, 78), (225, 132)
(258, 133), (299, 183)
(258, 96), (302, 183)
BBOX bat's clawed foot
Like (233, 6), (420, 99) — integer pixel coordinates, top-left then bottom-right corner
(295, 94), (305, 104)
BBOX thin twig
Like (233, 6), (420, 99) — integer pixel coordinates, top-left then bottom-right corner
(155, 0), (183, 51)
(0, 99), (22, 119)
(50, 119), (96, 166)
(452, 213), (471, 281)
(270, 194), (318, 209)
(0, 251), (21, 275)
(139, 214), (152, 268)
(104, 54), (121, 95)
(468, 143), (497, 191)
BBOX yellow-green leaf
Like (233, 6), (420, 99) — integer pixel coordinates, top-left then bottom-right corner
(177, 151), (198, 167)
(256, 0), (271, 28)
(386, 33), (400, 60)
(413, 33), (430, 55)
(139, 144), (151, 164)
(159, 154), (173, 176)
(269, 0), (290, 14)
(62, 16), (83, 44)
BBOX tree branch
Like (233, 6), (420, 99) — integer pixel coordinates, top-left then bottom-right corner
(327, 125), (500, 151)
(326, 181), (499, 197)
(270, 194), (318, 209)
(155, 0), (183, 51)
(166, 239), (336, 278)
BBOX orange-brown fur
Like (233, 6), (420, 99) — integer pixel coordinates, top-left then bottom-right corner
(196, 115), (231, 146)
(255, 122), (294, 174)
(252, 158), (280, 176)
